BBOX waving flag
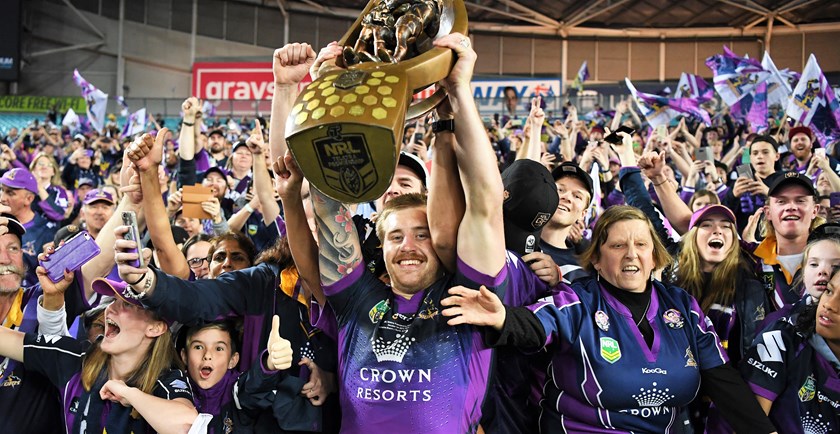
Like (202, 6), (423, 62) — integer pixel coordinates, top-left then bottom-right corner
(786, 54), (840, 145)
(72, 69), (108, 133)
(705, 46), (770, 106)
(61, 108), (80, 132)
(675, 73), (714, 100)
(121, 108), (146, 138)
(625, 78), (711, 128)
(761, 52), (793, 107)
(571, 61), (589, 92)
(731, 80), (768, 131)
(116, 96), (129, 117)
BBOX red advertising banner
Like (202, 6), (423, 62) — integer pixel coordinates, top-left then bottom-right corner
(192, 62), (312, 100)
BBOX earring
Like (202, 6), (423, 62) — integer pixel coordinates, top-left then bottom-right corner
(596, 274), (600, 282)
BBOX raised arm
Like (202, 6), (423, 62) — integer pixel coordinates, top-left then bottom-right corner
(427, 100), (464, 272)
(434, 33), (505, 276)
(278, 153), (325, 306)
(80, 151), (145, 300)
(129, 130), (191, 279)
(517, 96), (545, 162)
(246, 120), (280, 224)
(311, 187), (363, 288)
(270, 43), (316, 163)
(638, 150), (694, 234)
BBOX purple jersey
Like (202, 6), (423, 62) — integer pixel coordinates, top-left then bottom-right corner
(741, 318), (840, 434)
(531, 277), (728, 433)
(324, 254), (543, 434)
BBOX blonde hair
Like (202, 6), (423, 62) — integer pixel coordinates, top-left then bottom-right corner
(579, 205), (672, 273)
(375, 193), (428, 243)
(791, 236), (840, 291)
(29, 154), (64, 187)
(688, 190), (720, 211)
(82, 315), (176, 419)
(676, 224), (743, 311)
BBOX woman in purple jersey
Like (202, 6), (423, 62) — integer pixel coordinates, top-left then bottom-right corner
(0, 277), (198, 434)
(443, 206), (777, 433)
(739, 267), (840, 433)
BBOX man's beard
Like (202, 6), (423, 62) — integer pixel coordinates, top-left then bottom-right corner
(210, 142), (224, 153)
(0, 264), (25, 294)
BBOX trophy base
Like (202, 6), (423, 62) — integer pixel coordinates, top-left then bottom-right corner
(287, 122), (397, 203)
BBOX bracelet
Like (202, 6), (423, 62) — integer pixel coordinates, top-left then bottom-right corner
(243, 203), (254, 213)
(652, 179), (670, 187)
(182, 121), (195, 127)
(127, 272), (147, 286)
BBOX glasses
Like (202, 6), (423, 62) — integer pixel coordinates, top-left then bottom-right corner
(187, 257), (208, 269)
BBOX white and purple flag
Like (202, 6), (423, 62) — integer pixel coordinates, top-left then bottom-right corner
(116, 96), (129, 117)
(72, 69), (108, 133)
(61, 108), (80, 132)
(761, 52), (793, 107)
(731, 80), (768, 132)
(786, 54), (840, 145)
(572, 61), (589, 92)
(675, 73), (714, 100)
(705, 46), (770, 107)
(121, 108), (147, 138)
(626, 78), (711, 128)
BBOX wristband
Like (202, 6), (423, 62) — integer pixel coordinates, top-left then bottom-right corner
(182, 121), (195, 127)
(243, 203), (254, 213)
(127, 272), (147, 286)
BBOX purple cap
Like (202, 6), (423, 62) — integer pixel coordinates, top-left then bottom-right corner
(689, 204), (737, 230)
(92, 277), (145, 308)
(83, 189), (115, 205)
(0, 168), (39, 194)
(91, 277), (172, 325)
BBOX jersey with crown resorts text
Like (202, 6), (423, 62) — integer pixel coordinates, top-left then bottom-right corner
(529, 276), (728, 433)
(741, 318), (840, 434)
(22, 334), (193, 434)
(324, 253), (546, 434)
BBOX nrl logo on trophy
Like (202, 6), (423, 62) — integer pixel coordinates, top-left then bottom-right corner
(285, 0), (468, 203)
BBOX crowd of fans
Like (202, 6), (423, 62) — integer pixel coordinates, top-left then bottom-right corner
(0, 33), (838, 433)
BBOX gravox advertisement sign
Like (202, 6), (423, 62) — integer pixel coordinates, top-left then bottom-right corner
(192, 62), (312, 100)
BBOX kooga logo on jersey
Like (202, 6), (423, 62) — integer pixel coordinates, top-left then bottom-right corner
(641, 368), (668, 375)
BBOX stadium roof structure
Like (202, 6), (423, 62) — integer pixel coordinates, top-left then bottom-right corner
(245, 0), (840, 39)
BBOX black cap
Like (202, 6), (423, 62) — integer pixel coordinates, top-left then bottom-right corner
(551, 162), (594, 202)
(1, 213), (25, 240)
(201, 166), (228, 181)
(750, 135), (778, 151)
(808, 223), (840, 244)
(501, 160), (559, 256)
(208, 129), (225, 138)
(231, 141), (249, 154)
(397, 152), (428, 187)
(766, 171), (817, 198)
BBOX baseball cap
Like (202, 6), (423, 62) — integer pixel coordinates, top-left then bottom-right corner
(77, 177), (97, 188)
(0, 168), (39, 194)
(501, 160), (559, 256)
(92, 278), (147, 309)
(231, 141), (250, 154)
(807, 223), (840, 244)
(789, 126), (812, 141)
(590, 125), (605, 135)
(83, 189), (115, 206)
(73, 134), (86, 142)
(398, 151), (429, 187)
(201, 166), (228, 181)
(551, 162), (594, 203)
(688, 204), (737, 230)
(0, 213), (25, 240)
(766, 171), (818, 198)
(208, 129), (225, 138)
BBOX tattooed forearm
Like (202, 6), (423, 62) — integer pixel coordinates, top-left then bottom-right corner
(311, 188), (363, 286)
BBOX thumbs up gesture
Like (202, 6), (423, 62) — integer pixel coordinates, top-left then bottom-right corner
(266, 315), (293, 371)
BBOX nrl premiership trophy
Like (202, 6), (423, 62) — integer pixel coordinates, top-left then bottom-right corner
(285, 0), (468, 203)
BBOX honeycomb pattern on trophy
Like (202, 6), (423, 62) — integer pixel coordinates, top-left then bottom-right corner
(291, 71), (402, 126)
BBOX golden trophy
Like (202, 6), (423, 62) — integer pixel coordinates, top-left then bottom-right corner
(285, 0), (468, 203)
